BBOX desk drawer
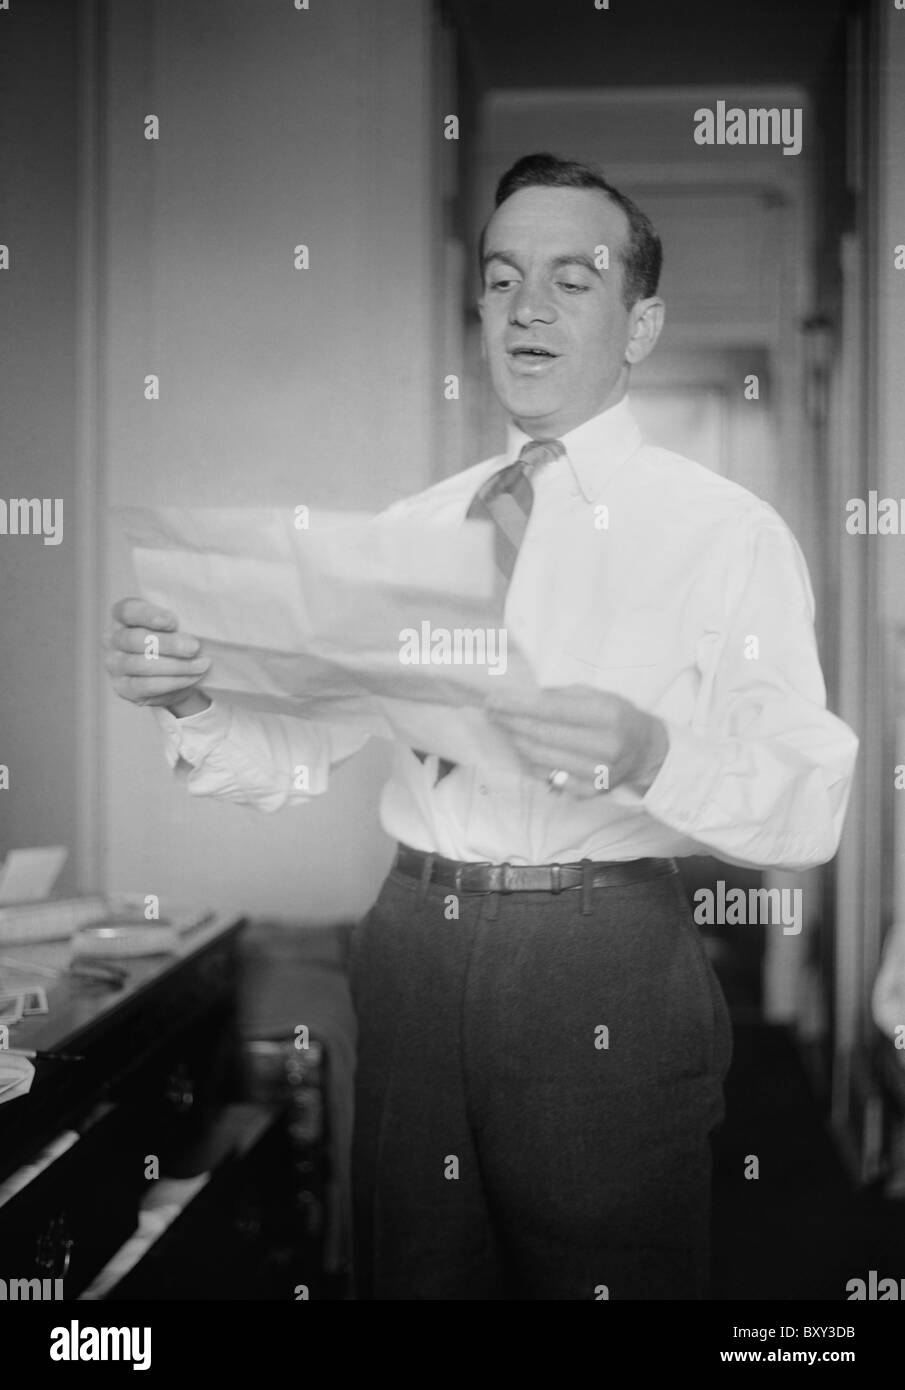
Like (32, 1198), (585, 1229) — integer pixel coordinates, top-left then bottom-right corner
(105, 1105), (322, 1300)
(0, 1102), (143, 1297)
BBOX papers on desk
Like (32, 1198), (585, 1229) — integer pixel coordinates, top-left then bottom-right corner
(0, 1053), (35, 1105)
(0, 850), (109, 947)
(0, 847), (68, 905)
(0, 987), (47, 1023)
(120, 505), (541, 773)
(0, 897), (109, 945)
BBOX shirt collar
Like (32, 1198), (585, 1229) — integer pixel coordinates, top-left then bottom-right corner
(505, 395), (643, 503)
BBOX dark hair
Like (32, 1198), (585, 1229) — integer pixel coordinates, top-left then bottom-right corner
(480, 152), (662, 310)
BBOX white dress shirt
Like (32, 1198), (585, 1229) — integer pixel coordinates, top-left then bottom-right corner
(153, 396), (858, 871)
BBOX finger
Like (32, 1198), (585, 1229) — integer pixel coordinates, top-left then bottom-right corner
(110, 625), (202, 658)
(111, 673), (209, 703)
(105, 652), (211, 679)
(489, 710), (607, 758)
(488, 685), (619, 728)
(504, 731), (611, 795)
(504, 729), (585, 776)
(111, 597), (178, 631)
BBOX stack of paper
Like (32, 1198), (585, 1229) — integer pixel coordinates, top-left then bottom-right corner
(120, 506), (539, 772)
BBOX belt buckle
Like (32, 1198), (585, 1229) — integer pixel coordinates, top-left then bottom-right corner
(458, 860), (493, 894)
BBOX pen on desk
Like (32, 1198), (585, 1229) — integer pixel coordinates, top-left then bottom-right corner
(68, 961), (128, 985)
(3, 1048), (86, 1062)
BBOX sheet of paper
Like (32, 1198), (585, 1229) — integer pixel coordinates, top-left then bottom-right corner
(118, 506), (540, 772)
(0, 1053), (35, 1105)
(0, 847), (68, 905)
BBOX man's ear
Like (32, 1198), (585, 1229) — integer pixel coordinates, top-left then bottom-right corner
(625, 297), (665, 366)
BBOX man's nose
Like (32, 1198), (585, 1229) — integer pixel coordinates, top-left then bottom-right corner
(509, 280), (556, 326)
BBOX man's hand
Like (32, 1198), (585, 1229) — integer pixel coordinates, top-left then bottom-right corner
(486, 685), (668, 797)
(104, 598), (212, 717)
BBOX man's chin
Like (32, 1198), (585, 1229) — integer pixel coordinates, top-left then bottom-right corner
(493, 382), (563, 430)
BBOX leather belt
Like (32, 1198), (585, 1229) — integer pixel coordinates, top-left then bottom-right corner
(393, 843), (678, 894)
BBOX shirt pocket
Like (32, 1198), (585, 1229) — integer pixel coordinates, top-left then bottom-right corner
(558, 610), (678, 705)
(563, 611), (672, 672)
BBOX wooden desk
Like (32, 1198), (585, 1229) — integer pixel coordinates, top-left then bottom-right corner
(1, 918), (242, 1181)
(0, 917), (330, 1299)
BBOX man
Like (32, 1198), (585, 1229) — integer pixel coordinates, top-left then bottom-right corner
(105, 154), (858, 1300)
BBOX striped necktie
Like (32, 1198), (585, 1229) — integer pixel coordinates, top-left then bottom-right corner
(466, 436), (566, 589)
(414, 437), (566, 783)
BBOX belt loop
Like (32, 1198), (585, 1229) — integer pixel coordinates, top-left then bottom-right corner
(484, 890), (500, 922)
(580, 858), (594, 916)
(551, 863), (562, 895)
(417, 852), (435, 907)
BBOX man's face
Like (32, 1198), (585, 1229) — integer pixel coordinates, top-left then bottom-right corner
(478, 186), (648, 438)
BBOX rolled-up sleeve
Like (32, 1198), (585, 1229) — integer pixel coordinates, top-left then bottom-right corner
(151, 700), (373, 812)
(642, 510), (859, 870)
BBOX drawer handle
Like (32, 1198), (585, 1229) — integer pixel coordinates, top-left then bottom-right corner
(34, 1212), (74, 1280)
(163, 1061), (195, 1115)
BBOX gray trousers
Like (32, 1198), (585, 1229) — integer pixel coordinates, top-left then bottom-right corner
(348, 861), (732, 1300)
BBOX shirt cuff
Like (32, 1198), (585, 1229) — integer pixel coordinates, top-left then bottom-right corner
(641, 720), (724, 838)
(151, 700), (232, 770)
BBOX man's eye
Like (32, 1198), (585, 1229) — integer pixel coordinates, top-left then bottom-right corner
(559, 281), (589, 293)
(490, 279), (516, 290)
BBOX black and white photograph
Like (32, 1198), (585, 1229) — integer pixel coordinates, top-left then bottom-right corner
(1, 0), (904, 1358)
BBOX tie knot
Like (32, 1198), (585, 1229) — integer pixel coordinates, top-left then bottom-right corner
(517, 438), (566, 474)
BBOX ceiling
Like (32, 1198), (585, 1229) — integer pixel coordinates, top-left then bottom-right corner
(449, 0), (852, 93)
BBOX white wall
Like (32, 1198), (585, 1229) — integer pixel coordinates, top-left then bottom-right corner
(101, 0), (444, 921)
(0, 3), (82, 893)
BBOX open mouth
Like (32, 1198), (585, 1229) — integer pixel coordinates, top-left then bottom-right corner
(507, 346), (560, 372)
